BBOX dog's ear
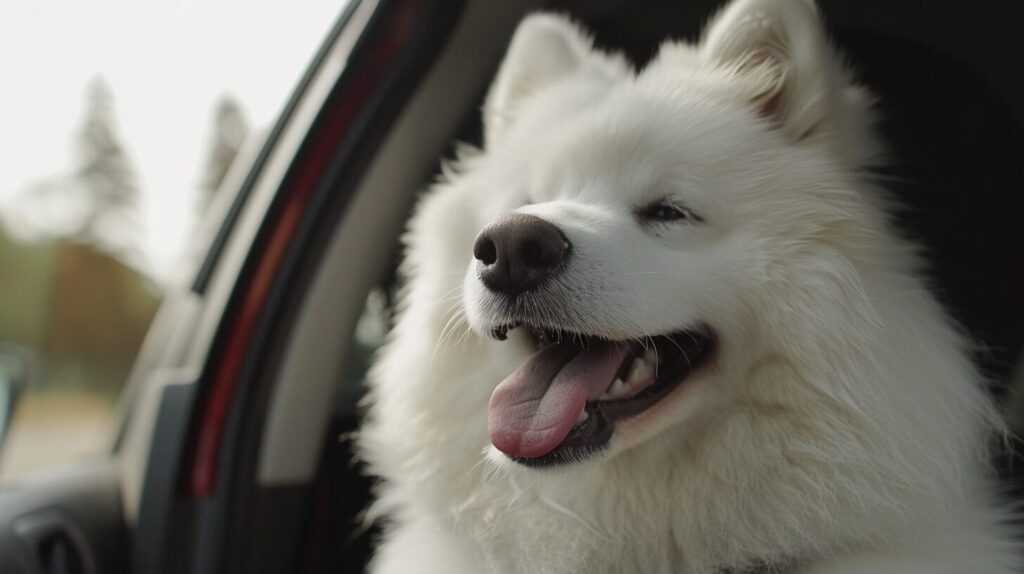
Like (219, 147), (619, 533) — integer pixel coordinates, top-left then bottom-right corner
(701, 0), (842, 141)
(483, 14), (594, 148)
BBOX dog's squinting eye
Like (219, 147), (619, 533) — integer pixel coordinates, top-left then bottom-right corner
(636, 200), (703, 224)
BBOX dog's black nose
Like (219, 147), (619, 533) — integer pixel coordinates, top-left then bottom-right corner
(473, 214), (570, 297)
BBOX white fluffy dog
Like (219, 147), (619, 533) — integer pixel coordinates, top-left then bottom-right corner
(358, 0), (1020, 571)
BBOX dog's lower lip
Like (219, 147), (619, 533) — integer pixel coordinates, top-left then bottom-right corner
(496, 325), (714, 467)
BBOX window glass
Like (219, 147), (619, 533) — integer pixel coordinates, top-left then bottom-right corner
(0, 0), (347, 479)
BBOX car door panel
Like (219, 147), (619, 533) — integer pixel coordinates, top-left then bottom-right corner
(0, 462), (124, 574)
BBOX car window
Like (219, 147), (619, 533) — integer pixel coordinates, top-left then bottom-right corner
(336, 285), (396, 417)
(0, 0), (345, 479)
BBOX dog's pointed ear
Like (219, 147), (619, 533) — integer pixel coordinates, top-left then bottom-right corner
(483, 14), (593, 148)
(701, 0), (840, 140)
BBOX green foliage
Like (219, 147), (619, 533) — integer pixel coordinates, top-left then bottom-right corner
(0, 230), (55, 349)
(0, 226), (159, 396)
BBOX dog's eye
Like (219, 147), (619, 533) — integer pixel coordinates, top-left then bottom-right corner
(636, 200), (703, 224)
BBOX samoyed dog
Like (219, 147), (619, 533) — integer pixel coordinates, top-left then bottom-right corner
(359, 0), (1020, 572)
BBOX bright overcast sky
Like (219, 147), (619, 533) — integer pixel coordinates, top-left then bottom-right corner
(0, 0), (347, 282)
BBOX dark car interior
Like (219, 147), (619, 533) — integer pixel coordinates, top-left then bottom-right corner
(301, 1), (1024, 572)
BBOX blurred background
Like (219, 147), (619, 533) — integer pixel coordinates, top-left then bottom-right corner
(0, 0), (344, 478)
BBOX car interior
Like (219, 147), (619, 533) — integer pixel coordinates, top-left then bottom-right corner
(227, 1), (1023, 572)
(2, 1), (1019, 573)
(206, 1), (1024, 572)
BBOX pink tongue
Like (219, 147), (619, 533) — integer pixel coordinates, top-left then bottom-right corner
(489, 340), (632, 458)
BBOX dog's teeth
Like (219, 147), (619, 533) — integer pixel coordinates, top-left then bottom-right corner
(603, 378), (630, 400)
(626, 357), (652, 386)
(642, 347), (658, 366)
(575, 409), (589, 425)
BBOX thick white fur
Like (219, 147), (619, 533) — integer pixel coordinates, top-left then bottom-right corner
(358, 0), (1021, 572)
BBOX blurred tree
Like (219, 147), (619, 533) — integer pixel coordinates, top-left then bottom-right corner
(72, 77), (142, 261)
(0, 226), (158, 395)
(44, 242), (158, 394)
(197, 96), (249, 213)
(18, 76), (142, 264)
(0, 227), (55, 351)
(1, 77), (159, 396)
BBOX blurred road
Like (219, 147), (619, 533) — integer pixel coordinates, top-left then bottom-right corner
(0, 392), (113, 479)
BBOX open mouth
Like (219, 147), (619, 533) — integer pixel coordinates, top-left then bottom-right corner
(487, 323), (714, 468)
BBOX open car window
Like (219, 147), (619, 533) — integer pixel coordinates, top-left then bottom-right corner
(0, 0), (346, 480)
